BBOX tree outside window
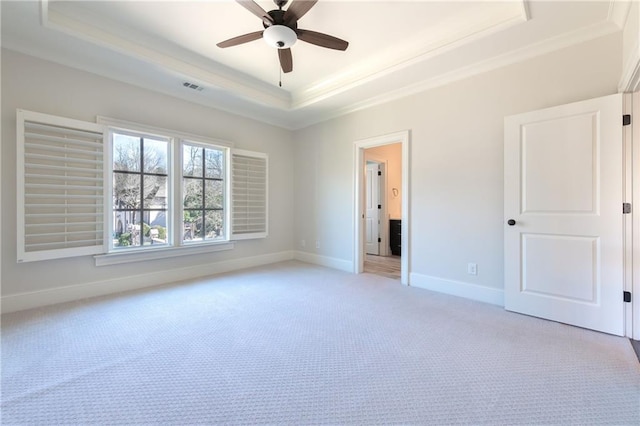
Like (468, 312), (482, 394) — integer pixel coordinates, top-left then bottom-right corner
(112, 133), (169, 248)
(182, 143), (225, 242)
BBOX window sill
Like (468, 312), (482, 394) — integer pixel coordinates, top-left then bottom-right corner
(94, 242), (234, 266)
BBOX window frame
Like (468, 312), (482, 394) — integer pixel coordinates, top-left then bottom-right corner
(96, 117), (239, 265)
(106, 127), (173, 252)
(16, 113), (267, 266)
(180, 139), (231, 245)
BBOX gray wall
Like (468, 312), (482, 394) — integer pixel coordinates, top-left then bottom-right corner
(1, 49), (294, 301)
(293, 33), (622, 297)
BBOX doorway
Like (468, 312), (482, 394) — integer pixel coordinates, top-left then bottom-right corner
(354, 131), (410, 285)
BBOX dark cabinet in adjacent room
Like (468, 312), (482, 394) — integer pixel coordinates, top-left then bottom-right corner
(390, 219), (401, 256)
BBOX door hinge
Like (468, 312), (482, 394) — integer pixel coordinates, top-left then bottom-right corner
(378, 237), (381, 243)
(624, 291), (631, 303)
(378, 204), (381, 209)
(623, 202), (632, 214)
(623, 114), (631, 126)
(377, 171), (381, 176)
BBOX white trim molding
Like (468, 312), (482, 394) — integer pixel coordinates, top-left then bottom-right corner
(354, 131), (410, 285)
(294, 251), (352, 273)
(95, 242), (235, 267)
(292, 2), (528, 110)
(97, 116), (236, 149)
(619, 48), (640, 93)
(1, 251), (295, 314)
(608, 0), (632, 29)
(410, 273), (505, 307)
(623, 93), (634, 338)
(619, 0), (640, 92)
(39, 0), (530, 114)
(632, 92), (640, 340)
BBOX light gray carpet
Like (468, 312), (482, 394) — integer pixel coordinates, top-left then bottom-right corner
(2, 260), (639, 425)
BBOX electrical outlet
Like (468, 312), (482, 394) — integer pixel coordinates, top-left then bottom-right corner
(467, 263), (477, 275)
(315, 241), (320, 249)
(300, 240), (306, 248)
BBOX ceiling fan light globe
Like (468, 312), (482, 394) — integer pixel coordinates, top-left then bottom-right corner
(263, 25), (297, 49)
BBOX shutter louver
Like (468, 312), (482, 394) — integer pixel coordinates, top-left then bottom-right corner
(17, 110), (106, 262)
(231, 150), (268, 239)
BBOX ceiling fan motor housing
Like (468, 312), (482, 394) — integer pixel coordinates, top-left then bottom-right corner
(264, 9), (296, 29)
(263, 25), (297, 49)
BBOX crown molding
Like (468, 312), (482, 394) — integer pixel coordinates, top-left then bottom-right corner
(608, 0), (632, 29)
(618, 43), (640, 92)
(617, 0), (640, 92)
(520, 0), (531, 21)
(40, 0), (290, 110)
(39, 0), (529, 114)
(294, 20), (621, 130)
(21, 1), (626, 131)
(291, 2), (529, 109)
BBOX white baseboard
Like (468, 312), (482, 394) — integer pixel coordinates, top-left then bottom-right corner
(294, 251), (353, 273)
(410, 273), (504, 306)
(1, 251), (295, 314)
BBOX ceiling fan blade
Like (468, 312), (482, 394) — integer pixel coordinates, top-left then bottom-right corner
(296, 29), (348, 51)
(284, 0), (317, 25)
(278, 48), (293, 73)
(236, 0), (274, 25)
(217, 31), (264, 48)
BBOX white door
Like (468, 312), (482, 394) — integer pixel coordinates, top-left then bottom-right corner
(504, 93), (624, 336)
(365, 163), (381, 255)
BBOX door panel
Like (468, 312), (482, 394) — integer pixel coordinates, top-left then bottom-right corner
(504, 93), (623, 336)
(522, 234), (597, 303)
(365, 163), (380, 255)
(522, 113), (597, 214)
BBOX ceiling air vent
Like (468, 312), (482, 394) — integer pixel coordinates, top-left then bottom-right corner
(183, 82), (204, 92)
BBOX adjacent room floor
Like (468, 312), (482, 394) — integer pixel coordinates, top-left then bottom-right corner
(2, 261), (639, 424)
(364, 254), (401, 280)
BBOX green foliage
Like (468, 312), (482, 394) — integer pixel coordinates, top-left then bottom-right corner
(118, 233), (132, 246)
(152, 226), (166, 241)
(142, 222), (151, 237)
(184, 210), (197, 223)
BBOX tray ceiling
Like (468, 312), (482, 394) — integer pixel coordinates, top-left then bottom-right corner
(1, 1), (628, 129)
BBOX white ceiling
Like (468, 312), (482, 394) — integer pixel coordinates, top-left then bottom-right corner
(1, 1), (629, 129)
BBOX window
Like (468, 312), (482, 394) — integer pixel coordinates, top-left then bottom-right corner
(111, 132), (169, 249)
(17, 111), (268, 263)
(182, 143), (226, 243)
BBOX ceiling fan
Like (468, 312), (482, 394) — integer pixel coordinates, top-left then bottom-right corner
(217, 0), (349, 74)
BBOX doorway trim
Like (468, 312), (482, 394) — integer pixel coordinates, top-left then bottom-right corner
(631, 92), (639, 339)
(353, 130), (410, 285)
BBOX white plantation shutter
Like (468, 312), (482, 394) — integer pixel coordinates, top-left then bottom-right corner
(230, 149), (268, 240)
(17, 110), (106, 262)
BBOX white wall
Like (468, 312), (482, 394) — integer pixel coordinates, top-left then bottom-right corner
(1, 49), (294, 310)
(0, 31), (625, 311)
(293, 33), (622, 301)
(365, 143), (402, 220)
